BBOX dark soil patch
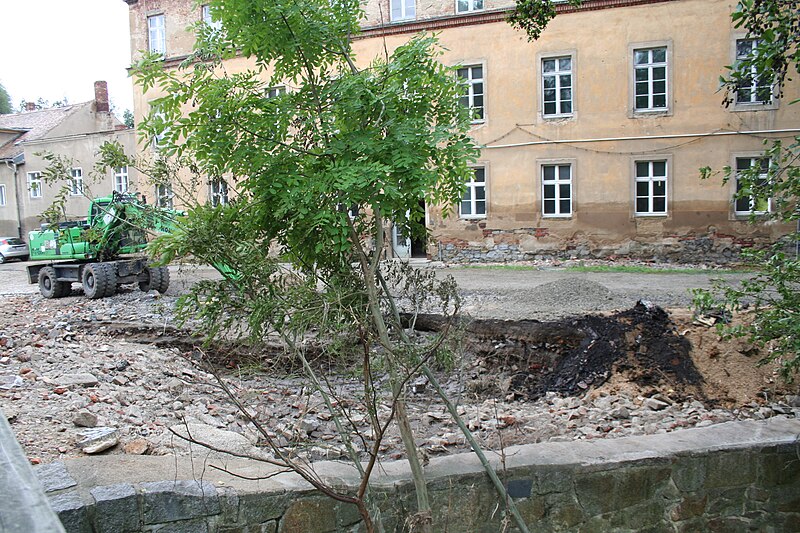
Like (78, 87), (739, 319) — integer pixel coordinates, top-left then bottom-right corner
(410, 301), (703, 401)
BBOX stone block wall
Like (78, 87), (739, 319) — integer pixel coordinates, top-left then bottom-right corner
(33, 418), (800, 532)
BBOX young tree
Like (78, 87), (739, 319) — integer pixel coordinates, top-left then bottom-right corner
(696, 0), (799, 377)
(132, 0), (531, 530)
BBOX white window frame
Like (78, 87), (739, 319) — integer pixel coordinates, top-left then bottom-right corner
(27, 172), (42, 199)
(390, 0), (415, 22)
(634, 160), (668, 216)
(148, 14), (166, 56)
(732, 38), (776, 109)
(114, 166), (129, 193)
(541, 55), (574, 118)
(210, 179), (229, 207)
(70, 168), (84, 196)
(541, 163), (572, 218)
(733, 156), (772, 216)
(202, 5), (222, 31)
(457, 64), (485, 124)
(631, 44), (670, 114)
(456, 0), (484, 14)
(156, 183), (174, 209)
(460, 167), (486, 219)
(0, 184), (6, 206)
(265, 86), (286, 99)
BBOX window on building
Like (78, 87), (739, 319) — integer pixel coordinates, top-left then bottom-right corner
(70, 168), (84, 196)
(148, 14), (166, 56)
(156, 184), (174, 209)
(542, 164), (571, 217)
(734, 157), (771, 215)
(0, 184), (6, 206)
(457, 65), (484, 123)
(27, 172), (42, 199)
(456, 0), (483, 13)
(210, 179), (229, 206)
(460, 167), (486, 218)
(634, 160), (667, 215)
(542, 56), (573, 117)
(633, 47), (667, 111)
(735, 39), (772, 105)
(265, 86), (286, 99)
(114, 166), (129, 193)
(391, 0), (415, 22)
(202, 5), (222, 31)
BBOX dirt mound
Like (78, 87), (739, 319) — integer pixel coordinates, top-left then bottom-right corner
(528, 278), (613, 307)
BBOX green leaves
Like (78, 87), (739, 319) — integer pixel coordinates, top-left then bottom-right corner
(508, 0), (582, 41)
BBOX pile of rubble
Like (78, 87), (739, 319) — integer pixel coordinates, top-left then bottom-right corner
(0, 289), (797, 466)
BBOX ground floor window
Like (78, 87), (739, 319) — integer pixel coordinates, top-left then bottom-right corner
(0, 184), (6, 206)
(734, 157), (771, 215)
(210, 179), (229, 206)
(460, 167), (486, 218)
(156, 183), (174, 209)
(542, 164), (572, 217)
(635, 160), (667, 215)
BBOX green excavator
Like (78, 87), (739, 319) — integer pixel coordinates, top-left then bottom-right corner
(26, 192), (183, 299)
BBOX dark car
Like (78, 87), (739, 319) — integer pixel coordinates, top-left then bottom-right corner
(0, 237), (29, 263)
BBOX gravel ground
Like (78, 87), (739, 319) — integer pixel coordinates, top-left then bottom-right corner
(1, 258), (794, 467)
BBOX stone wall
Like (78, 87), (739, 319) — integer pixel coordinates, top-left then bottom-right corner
(433, 230), (784, 264)
(34, 418), (800, 532)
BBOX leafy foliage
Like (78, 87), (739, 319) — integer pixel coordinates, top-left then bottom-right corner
(508, 0), (582, 41)
(695, 0), (799, 379)
(0, 82), (12, 114)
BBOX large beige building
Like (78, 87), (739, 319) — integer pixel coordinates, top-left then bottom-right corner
(0, 82), (141, 238)
(122, 0), (799, 263)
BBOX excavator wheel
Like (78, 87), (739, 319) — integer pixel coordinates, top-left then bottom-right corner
(139, 266), (169, 294)
(39, 266), (70, 299)
(82, 263), (114, 299)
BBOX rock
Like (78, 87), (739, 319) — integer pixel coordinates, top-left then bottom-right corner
(73, 410), (98, 428)
(611, 406), (631, 419)
(123, 438), (150, 455)
(166, 423), (264, 458)
(786, 395), (800, 408)
(78, 427), (119, 454)
(644, 398), (669, 411)
(59, 373), (99, 388)
(0, 356), (11, 365)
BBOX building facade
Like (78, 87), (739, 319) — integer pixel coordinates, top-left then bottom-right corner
(0, 82), (141, 238)
(122, 0), (799, 263)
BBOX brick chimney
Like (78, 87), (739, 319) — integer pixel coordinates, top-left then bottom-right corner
(25, 102), (36, 112)
(94, 81), (110, 113)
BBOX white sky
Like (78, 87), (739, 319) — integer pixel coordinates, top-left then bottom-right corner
(0, 1), (134, 116)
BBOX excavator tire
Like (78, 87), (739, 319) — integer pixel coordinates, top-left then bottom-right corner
(101, 263), (118, 298)
(82, 263), (113, 299)
(39, 266), (70, 298)
(138, 266), (167, 293)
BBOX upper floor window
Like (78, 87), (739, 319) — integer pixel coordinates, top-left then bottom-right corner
(114, 166), (129, 193)
(0, 184), (6, 206)
(635, 160), (667, 215)
(148, 14), (166, 56)
(734, 157), (771, 215)
(460, 167), (486, 219)
(633, 47), (667, 112)
(456, 0), (483, 13)
(27, 172), (42, 199)
(70, 168), (84, 196)
(542, 56), (573, 117)
(156, 184), (174, 209)
(391, 0), (415, 22)
(210, 179), (229, 206)
(202, 5), (222, 31)
(542, 164), (571, 217)
(457, 65), (484, 123)
(735, 39), (773, 105)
